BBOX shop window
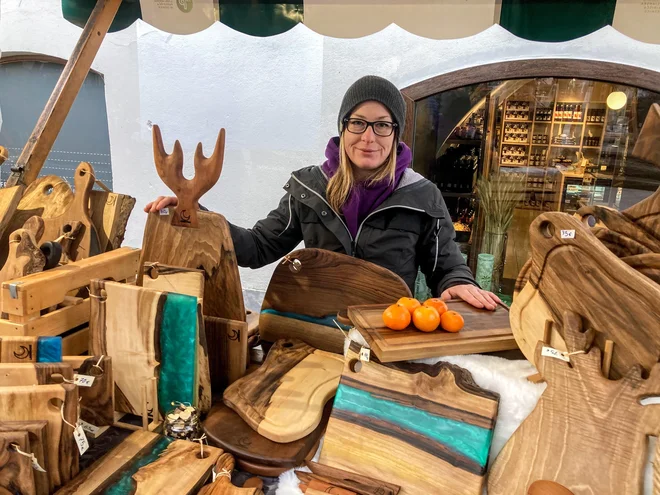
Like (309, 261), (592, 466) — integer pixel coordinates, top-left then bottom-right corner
(411, 77), (660, 300)
(0, 58), (113, 188)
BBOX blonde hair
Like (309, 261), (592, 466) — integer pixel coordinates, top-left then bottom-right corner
(326, 134), (398, 214)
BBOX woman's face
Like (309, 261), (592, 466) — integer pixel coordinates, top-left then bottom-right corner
(343, 101), (395, 173)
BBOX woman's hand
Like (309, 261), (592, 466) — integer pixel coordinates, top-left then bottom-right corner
(144, 196), (178, 213)
(440, 284), (502, 311)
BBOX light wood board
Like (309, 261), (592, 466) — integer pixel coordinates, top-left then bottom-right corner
(205, 315), (248, 392)
(348, 301), (515, 363)
(623, 186), (660, 240)
(89, 190), (136, 252)
(0, 421), (49, 495)
(319, 344), (499, 495)
(0, 362), (73, 386)
(0, 430), (36, 495)
(577, 204), (660, 252)
(223, 339), (343, 443)
(0, 227), (45, 285)
(198, 453), (263, 495)
(63, 356), (114, 427)
(488, 312), (660, 494)
(0, 185), (26, 259)
(303, 461), (401, 495)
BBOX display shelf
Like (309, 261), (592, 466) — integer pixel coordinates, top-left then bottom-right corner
(501, 162), (528, 167)
(583, 146), (601, 149)
(504, 119), (533, 123)
(550, 144), (580, 148)
(502, 141), (530, 145)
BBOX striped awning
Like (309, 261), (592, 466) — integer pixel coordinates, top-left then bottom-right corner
(62, 0), (660, 44)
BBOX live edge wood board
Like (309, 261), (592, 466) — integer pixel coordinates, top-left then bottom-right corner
(348, 300), (515, 362)
(0, 421), (49, 495)
(0, 430), (36, 495)
(319, 344), (499, 495)
(488, 312), (660, 494)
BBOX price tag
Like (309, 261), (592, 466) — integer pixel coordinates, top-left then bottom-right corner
(560, 230), (575, 239)
(359, 347), (370, 362)
(159, 208), (169, 216)
(541, 346), (570, 362)
(74, 374), (95, 387)
(30, 454), (47, 473)
(80, 420), (100, 436)
(73, 425), (89, 455)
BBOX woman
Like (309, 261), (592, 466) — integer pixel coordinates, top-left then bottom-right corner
(146, 75), (500, 310)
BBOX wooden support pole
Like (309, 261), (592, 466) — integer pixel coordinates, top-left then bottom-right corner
(6, 0), (122, 187)
(602, 340), (614, 379)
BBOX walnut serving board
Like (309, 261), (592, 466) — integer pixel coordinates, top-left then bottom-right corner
(0, 421), (49, 495)
(223, 339), (343, 443)
(348, 301), (515, 362)
(319, 344), (499, 495)
(0, 430), (36, 495)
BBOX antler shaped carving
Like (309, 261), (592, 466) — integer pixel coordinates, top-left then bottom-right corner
(152, 124), (225, 228)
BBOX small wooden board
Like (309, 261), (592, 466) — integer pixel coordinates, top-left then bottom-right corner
(0, 336), (62, 363)
(319, 344), (499, 495)
(0, 430), (37, 495)
(198, 453), (263, 495)
(223, 339), (343, 443)
(203, 401), (331, 473)
(0, 362), (74, 386)
(348, 301), (515, 363)
(62, 356), (114, 427)
(0, 421), (49, 495)
(303, 461), (401, 495)
(205, 315), (248, 393)
(89, 190), (136, 252)
(0, 227), (45, 284)
(488, 312), (660, 494)
(55, 430), (221, 495)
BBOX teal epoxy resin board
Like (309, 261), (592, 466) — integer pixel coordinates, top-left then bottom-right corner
(319, 344), (500, 495)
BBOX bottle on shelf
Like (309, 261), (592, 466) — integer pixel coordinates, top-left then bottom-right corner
(554, 103), (562, 121)
(573, 104), (582, 122)
(563, 103), (573, 121)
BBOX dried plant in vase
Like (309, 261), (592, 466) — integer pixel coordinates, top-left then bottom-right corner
(476, 172), (525, 291)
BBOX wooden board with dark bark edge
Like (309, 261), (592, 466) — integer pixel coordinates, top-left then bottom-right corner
(223, 339), (343, 443)
(319, 343), (499, 495)
(62, 356), (114, 427)
(0, 421), (48, 495)
(348, 300), (515, 362)
(0, 430), (36, 495)
(488, 311), (660, 494)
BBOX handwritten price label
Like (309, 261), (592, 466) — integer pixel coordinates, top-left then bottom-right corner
(359, 347), (371, 362)
(541, 346), (570, 362)
(560, 230), (576, 239)
(73, 425), (89, 455)
(80, 420), (100, 436)
(74, 374), (95, 387)
(159, 208), (169, 216)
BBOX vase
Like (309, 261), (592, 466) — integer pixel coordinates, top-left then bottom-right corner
(476, 253), (494, 291)
(481, 231), (507, 292)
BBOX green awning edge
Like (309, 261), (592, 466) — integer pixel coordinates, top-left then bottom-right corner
(62, 0), (142, 33)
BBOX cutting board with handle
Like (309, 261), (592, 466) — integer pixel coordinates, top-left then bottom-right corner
(301, 461), (401, 495)
(39, 162), (100, 262)
(0, 226), (46, 284)
(0, 430), (36, 495)
(622, 186), (660, 239)
(138, 125), (245, 323)
(62, 356), (114, 427)
(223, 339), (344, 443)
(0, 421), (49, 495)
(577, 204), (660, 252)
(319, 343), (499, 495)
(260, 248), (411, 353)
(0, 383), (78, 490)
(348, 300), (515, 363)
(0, 362), (73, 386)
(488, 311), (660, 494)
(0, 336), (62, 363)
(528, 212), (660, 378)
(197, 453), (264, 495)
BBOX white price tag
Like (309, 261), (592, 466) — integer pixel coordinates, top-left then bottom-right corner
(560, 230), (575, 239)
(541, 346), (570, 362)
(73, 425), (89, 455)
(159, 208), (169, 216)
(31, 454), (47, 473)
(74, 374), (95, 387)
(359, 347), (370, 362)
(80, 420), (100, 436)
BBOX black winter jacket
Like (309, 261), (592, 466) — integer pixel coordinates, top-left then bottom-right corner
(228, 166), (477, 296)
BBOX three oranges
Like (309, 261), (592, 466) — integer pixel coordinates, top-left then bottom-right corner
(382, 297), (464, 333)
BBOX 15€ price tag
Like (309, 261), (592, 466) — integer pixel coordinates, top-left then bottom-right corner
(74, 425), (89, 455)
(74, 374), (95, 387)
(560, 230), (575, 239)
(541, 346), (570, 362)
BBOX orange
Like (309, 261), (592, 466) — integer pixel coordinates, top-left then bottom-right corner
(412, 306), (440, 332)
(423, 298), (448, 316)
(441, 310), (465, 333)
(397, 297), (421, 316)
(382, 303), (411, 331)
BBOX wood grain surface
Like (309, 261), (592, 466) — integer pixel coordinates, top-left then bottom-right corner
(223, 339), (343, 443)
(0, 336), (39, 363)
(631, 103), (660, 167)
(348, 301), (515, 362)
(0, 362), (73, 386)
(89, 190), (136, 252)
(528, 212), (660, 378)
(62, 356), (114, 427)
(577, 204), (660, 252)
(39, 162), (100, 261)
(139, 209), (245, 322)
(0, 430), (36, 495)
(591, 226), (653, 257)
(319, 345), (499, 495)
(203, 401), (331, 472)
(205, 315), (248, 393)
(260, 249), (410, 348)
(0, 383), (78, 490)
(488, 312), (660, 494)
(623, 187), (660, 239)
(258, 312), (346, 355)
(0, 421), (48, 495)
(621, 253), (660, 284)
(301, 462), (401, 495)
(197, 452), (263, 495)
(0, 186), (25, 254)
(0, 227), (46, 284)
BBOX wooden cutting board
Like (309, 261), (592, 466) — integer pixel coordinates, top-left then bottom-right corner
(0, 336), (62, 363)
(348, 301), (515, 363)
(197, 453), (263, 495)
(203, 401), (331, 474)
(622, 186), (660, 239)
(577, 205), (660, 252)
(54, 430), (221, 495)
(0, 421), (49, 495)
(0, 383), (78, 490)
(0, 430), (36, 495)
(89, 190), (136, 252)
(488, 311), (660, 494)
(621, 253), (660, 284)
(319, 344), (499, 495)
(0, 362), (73, 386)
(260, 248), (411, 352)
(223, 339), (343, 443)
(591, 226), (653, 257)
(62, 356), (114, 427)
(528, 212), (660, 378)
(0, 227), (46, 284)
(301, 462), (401, 495)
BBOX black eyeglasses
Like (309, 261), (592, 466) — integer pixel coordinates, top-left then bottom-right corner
(343, 118), (397, 137)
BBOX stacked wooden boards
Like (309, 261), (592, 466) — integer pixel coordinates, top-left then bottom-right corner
(223, 339), (344, 443)
(489, 312), (660, 494)
(0, 429), (36, 495)
(348, 300), (515, 362)
(319, 344), (499, 494)
(89, 280), (211, 416)
(260, 249), (411, 354)
(198, 453), (264, 495)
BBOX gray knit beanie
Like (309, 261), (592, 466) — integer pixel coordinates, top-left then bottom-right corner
(337, 75), (406, 136)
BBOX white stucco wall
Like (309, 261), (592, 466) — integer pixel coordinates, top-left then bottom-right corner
(2, 0), (660, 306)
